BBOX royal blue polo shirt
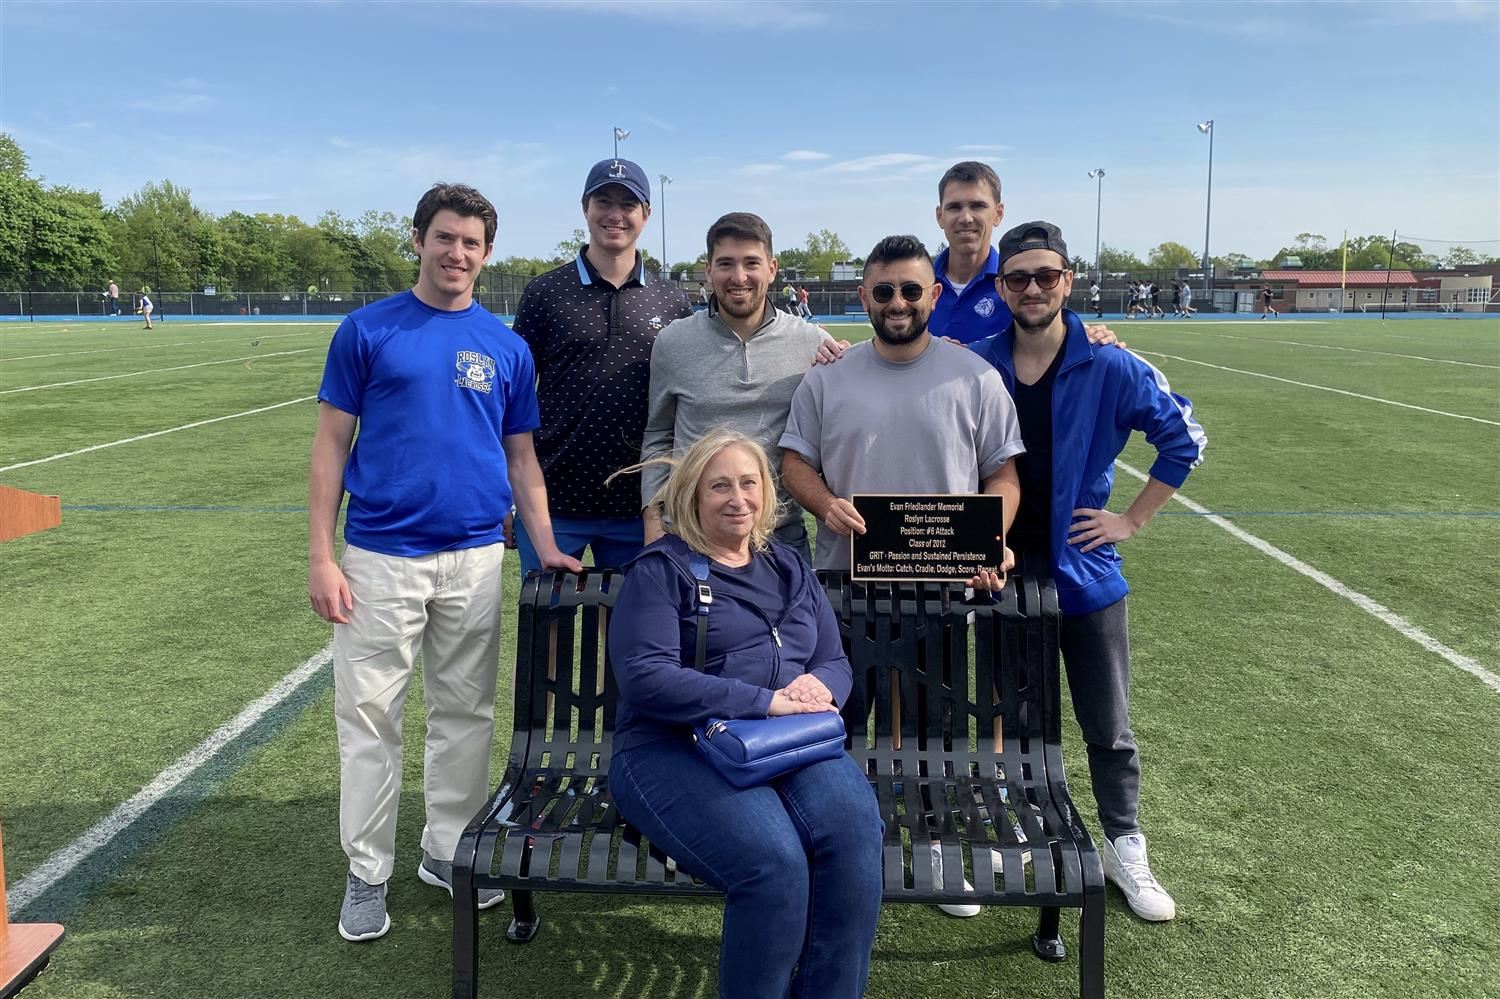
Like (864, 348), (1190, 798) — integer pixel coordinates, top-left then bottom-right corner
(930, 246), (1012, 346)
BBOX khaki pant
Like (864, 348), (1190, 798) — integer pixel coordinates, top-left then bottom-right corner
(334, 542), (504, 884)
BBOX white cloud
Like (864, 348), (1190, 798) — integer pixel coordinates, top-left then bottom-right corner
(736, 163), (785, 176)
(505, 0), (829, 30)
(957, 144), (1010, 153)
(820, 153), (937, 174)
(128, 92), (216, 114)
(1368, 0), (1499, 23)
(782, 150), (831, 161)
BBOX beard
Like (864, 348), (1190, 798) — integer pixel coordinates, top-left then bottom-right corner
(715, 289), (762, 321)
(1012, 300), (1063, 335)
(871, 308), (929, 346)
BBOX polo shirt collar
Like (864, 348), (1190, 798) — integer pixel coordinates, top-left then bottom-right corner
(934, 245), (1000, 289)
(575, 247), (648, 289)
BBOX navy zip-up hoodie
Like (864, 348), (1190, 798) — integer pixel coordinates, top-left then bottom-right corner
(975, 310), (1207, 615)
(608, 534), (852, 756)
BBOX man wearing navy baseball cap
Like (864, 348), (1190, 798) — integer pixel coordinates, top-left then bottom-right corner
(510, 160), (693, 571)
(976, 220), (1208, 925)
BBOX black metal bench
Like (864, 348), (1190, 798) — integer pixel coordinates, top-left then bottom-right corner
(451, 562), (1105, 998)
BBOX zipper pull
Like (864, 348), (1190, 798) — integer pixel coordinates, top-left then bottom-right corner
(771, 627), (782, 647)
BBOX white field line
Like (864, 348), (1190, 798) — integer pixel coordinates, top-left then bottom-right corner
(1, 330), (324, 362)
(0, 348), (319, 395)
(1164, 329), (1499, 369)
(1116, 461), (1500, 695)
(7, 643), (335, 912)
(1132, 349), (1500, 427)
(0, 396), (315, 472)
(1127, 320), (1329, 326)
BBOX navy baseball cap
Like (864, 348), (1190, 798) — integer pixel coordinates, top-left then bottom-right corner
(583, 158), (651, 205)
(998, 221), (1069, 267)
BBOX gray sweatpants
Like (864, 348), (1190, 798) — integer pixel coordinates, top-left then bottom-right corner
(1060, 597), (1141, 841)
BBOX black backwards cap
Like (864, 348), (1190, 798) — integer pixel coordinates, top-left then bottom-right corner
(998, 221), (1069, 267)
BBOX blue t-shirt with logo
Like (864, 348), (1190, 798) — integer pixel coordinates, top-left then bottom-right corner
(930, 246), (1012, 345)
(318, 290), (540, 557)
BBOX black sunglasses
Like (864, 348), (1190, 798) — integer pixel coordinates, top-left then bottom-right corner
(870, 282), (927, 304)
(1000, 269), (1067, 293)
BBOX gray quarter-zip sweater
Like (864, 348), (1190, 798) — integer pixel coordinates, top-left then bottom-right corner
(641, 298), (830, 527)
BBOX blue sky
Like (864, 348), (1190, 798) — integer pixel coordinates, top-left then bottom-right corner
(3, 0), (1497, 266)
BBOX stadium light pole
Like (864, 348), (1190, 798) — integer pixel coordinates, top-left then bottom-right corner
(1087, 169), (1105, 280)
(659, 174), (673, 280)
(1197, 120), (1214, 306)
(613, 126), (629, 158)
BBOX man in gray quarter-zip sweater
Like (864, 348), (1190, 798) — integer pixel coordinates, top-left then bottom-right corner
(641, 211), (844, 564)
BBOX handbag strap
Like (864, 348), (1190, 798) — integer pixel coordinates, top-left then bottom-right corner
(689, 551), (712, 672)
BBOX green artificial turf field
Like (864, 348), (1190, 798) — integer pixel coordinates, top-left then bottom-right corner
(1, 315), (1496, 998)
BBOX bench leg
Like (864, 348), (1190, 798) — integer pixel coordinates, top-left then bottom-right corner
(451, 866), (481, 999)
(505, 889), (541, 943)
(1079, 891), (1106, 999)
(1032, 906), (1066, 963)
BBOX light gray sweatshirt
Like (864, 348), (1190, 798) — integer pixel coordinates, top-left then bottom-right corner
(641, 299), (830, 527)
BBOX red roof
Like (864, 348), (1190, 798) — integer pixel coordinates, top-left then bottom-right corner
(1262, 270), (1417, 286)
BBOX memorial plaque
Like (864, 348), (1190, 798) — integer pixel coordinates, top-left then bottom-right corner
(850, 494), (1005, 582)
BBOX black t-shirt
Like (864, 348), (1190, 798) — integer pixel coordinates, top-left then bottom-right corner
(1008, 345), (1064, 556)
(512, 251), (692, 518)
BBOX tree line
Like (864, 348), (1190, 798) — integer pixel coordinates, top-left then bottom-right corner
(1, 134), (1492, 295)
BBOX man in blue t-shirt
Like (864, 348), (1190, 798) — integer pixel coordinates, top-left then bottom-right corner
(309, 183), (582, 944)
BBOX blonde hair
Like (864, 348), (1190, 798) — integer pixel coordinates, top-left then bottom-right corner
(611, 428), (782, 554)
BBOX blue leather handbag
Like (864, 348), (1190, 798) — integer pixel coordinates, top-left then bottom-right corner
(695, 713), (847, 789)
(685, 552), (848, 788)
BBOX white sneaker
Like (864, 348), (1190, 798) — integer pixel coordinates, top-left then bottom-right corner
(931, 841), (982, 917)
(1101, 833), (1176, 921)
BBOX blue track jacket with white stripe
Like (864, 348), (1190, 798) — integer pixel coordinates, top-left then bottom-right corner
(975, 309), (1207, 615)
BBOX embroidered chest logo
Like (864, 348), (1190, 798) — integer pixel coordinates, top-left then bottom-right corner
(647, 315), (664, 330)
(454, 350), (497, 394)
(973, 298), (995, 318)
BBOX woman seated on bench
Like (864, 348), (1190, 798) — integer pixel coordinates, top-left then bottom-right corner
(608, 429), (883, 999)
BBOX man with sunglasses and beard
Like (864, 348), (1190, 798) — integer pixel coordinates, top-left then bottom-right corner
(779, 234), (1023, 579)
(976, 222), (1207, 924)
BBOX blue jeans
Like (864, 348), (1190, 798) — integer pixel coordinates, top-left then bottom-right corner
(516, 514), (644, 574)
(611, 738), (883, 999)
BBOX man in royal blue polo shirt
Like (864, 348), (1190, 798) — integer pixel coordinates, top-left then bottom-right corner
(309, 182), (581, 943)
(977, 221), (1207, 924)
(511, 159), (693, 572)
(931, 161), (1118, 348)
(930, 160), (1011, 345)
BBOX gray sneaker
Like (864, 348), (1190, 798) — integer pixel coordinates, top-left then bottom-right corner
(418, 850), (506, 910)
(338, 871), (391, 942)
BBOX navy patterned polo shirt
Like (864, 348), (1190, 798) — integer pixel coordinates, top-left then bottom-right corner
(512, 250), (693, 519)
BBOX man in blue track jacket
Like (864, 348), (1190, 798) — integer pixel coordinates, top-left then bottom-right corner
(976, 221), (1207, 923)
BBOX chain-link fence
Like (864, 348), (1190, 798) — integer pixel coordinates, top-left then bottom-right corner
(0, 267), (1257, 318)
